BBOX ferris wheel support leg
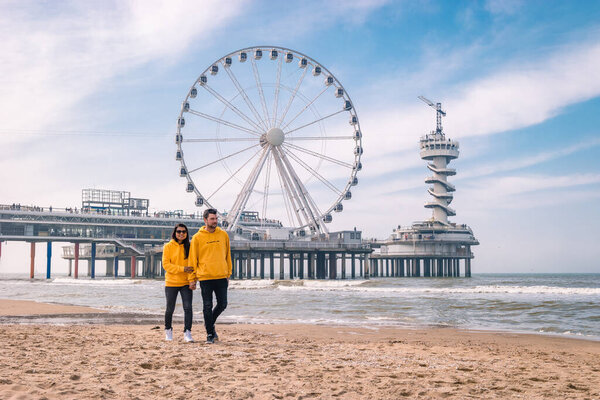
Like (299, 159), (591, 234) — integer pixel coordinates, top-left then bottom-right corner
(227, 146), (271, 232)
(271, 150), (307, 227)
(274, 147), (324, 234)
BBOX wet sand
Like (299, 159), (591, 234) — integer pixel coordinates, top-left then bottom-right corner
(0, 299), (106, 316)
(0, 300), (599, 399)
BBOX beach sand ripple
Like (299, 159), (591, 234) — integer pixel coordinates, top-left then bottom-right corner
(0, 323), (598, 399)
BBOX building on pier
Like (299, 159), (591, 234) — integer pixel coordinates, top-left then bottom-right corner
(371, 98), (479, 277)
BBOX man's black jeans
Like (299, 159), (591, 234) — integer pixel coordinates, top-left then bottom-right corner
(165, 285), (193, 332)
(200, 278), (228, 335)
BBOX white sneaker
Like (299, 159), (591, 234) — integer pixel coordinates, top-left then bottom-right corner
(165, 328), (173, 341)
(184, 330), (194, 343)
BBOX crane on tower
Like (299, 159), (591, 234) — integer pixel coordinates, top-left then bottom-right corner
(418, 95), (446, 135)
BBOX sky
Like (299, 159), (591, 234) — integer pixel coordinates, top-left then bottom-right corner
(1, 0), (599, 274)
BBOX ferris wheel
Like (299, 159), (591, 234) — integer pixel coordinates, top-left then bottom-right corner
(175, 46), (363, 237)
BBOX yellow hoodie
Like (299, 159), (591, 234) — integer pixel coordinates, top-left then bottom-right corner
(189, 226), (232, 281)
(162, 239), (194, 287)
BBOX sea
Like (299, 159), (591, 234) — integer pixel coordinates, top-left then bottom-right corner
(1, 273), (599, 340)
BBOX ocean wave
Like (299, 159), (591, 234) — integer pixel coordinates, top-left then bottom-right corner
(302, 280), (368, 287)
(50, 278), (145, 286)
(273, 284), (600, 295)
(229, 279), (369, 290)
(222, 314), (406, 328)
(537, 328), (598, 339)
(229, 280), (277, 289)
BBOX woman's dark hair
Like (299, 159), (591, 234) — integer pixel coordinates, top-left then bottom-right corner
(171, 223), (190, 259)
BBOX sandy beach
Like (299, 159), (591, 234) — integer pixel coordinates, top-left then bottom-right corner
(0, 300), (599, 399)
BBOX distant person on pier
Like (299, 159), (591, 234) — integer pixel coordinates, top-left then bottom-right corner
(189, 208), (232, 344)
(162, 223), (196, 343)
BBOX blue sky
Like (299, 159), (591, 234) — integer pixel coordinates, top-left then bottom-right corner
(1, 0), (599, 274)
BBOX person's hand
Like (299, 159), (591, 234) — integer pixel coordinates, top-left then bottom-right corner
(189, 281), (197, 290)
(183, 266), (193, 273)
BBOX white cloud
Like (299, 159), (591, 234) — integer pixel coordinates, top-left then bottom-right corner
(461, 173), (600, 211)
(0, 0), (246, 146)
(448, 40), (600, 138)
(458, 137), (600, 180)
(354, 36), (600, 169)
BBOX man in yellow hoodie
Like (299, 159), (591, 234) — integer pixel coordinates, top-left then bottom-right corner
(189, 208), (232, 344)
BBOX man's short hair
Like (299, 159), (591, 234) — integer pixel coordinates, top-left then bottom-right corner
(203, 208), (218, 219)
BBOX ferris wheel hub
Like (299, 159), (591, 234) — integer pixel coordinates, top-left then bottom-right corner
(265, 127), (285, 146)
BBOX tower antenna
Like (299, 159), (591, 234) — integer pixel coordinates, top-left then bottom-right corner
(418, 96), (446, 135)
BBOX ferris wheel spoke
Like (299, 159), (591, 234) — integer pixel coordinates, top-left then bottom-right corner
(278, 67), (307, 127)
(274, 147), (323, 231)
(228, 146), (272, 231)
(281, 146), (343, 195)
(202, 84), (264, 133)
(251, 58), (271, 129)
(281, 86), (330, 130)
(187, 143), (260, 174)
(206, 147), (263, 201)
(183, 137), (257, 143)
(287, 136), (354, 141)
(285, 109), (346, 136)
(272, 57), (283, 126)
(222, 63), (269, 131)
(283, 142), (354, 168)
(261, 152), (273, 227)
(188, 109), (261, 136)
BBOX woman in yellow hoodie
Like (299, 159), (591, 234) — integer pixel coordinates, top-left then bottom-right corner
(162, 223), (195, 342)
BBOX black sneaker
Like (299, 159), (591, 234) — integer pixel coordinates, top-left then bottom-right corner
(206, 334), (215, 344)
(213, 330), (219, 341)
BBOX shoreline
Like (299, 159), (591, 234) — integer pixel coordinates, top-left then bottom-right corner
(1, 299), (599, 342)
(1, 299), (599, 398)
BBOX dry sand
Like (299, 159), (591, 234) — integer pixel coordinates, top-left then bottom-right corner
(0, 300), (599, 399)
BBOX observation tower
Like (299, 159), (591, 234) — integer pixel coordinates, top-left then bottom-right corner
(419, 96), (458, 224)
(371, 97), (479, 278)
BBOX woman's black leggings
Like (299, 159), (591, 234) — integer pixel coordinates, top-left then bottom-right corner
(165, 285), (193, 331)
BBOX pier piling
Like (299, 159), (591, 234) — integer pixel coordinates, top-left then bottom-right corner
(91, 242), (96, 279)
(46, 242), (52, 279)
(73, 243), (79, 279)
(30, 242), (35, 279)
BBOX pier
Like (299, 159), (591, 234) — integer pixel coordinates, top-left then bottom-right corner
(0, 203), (372, 280)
